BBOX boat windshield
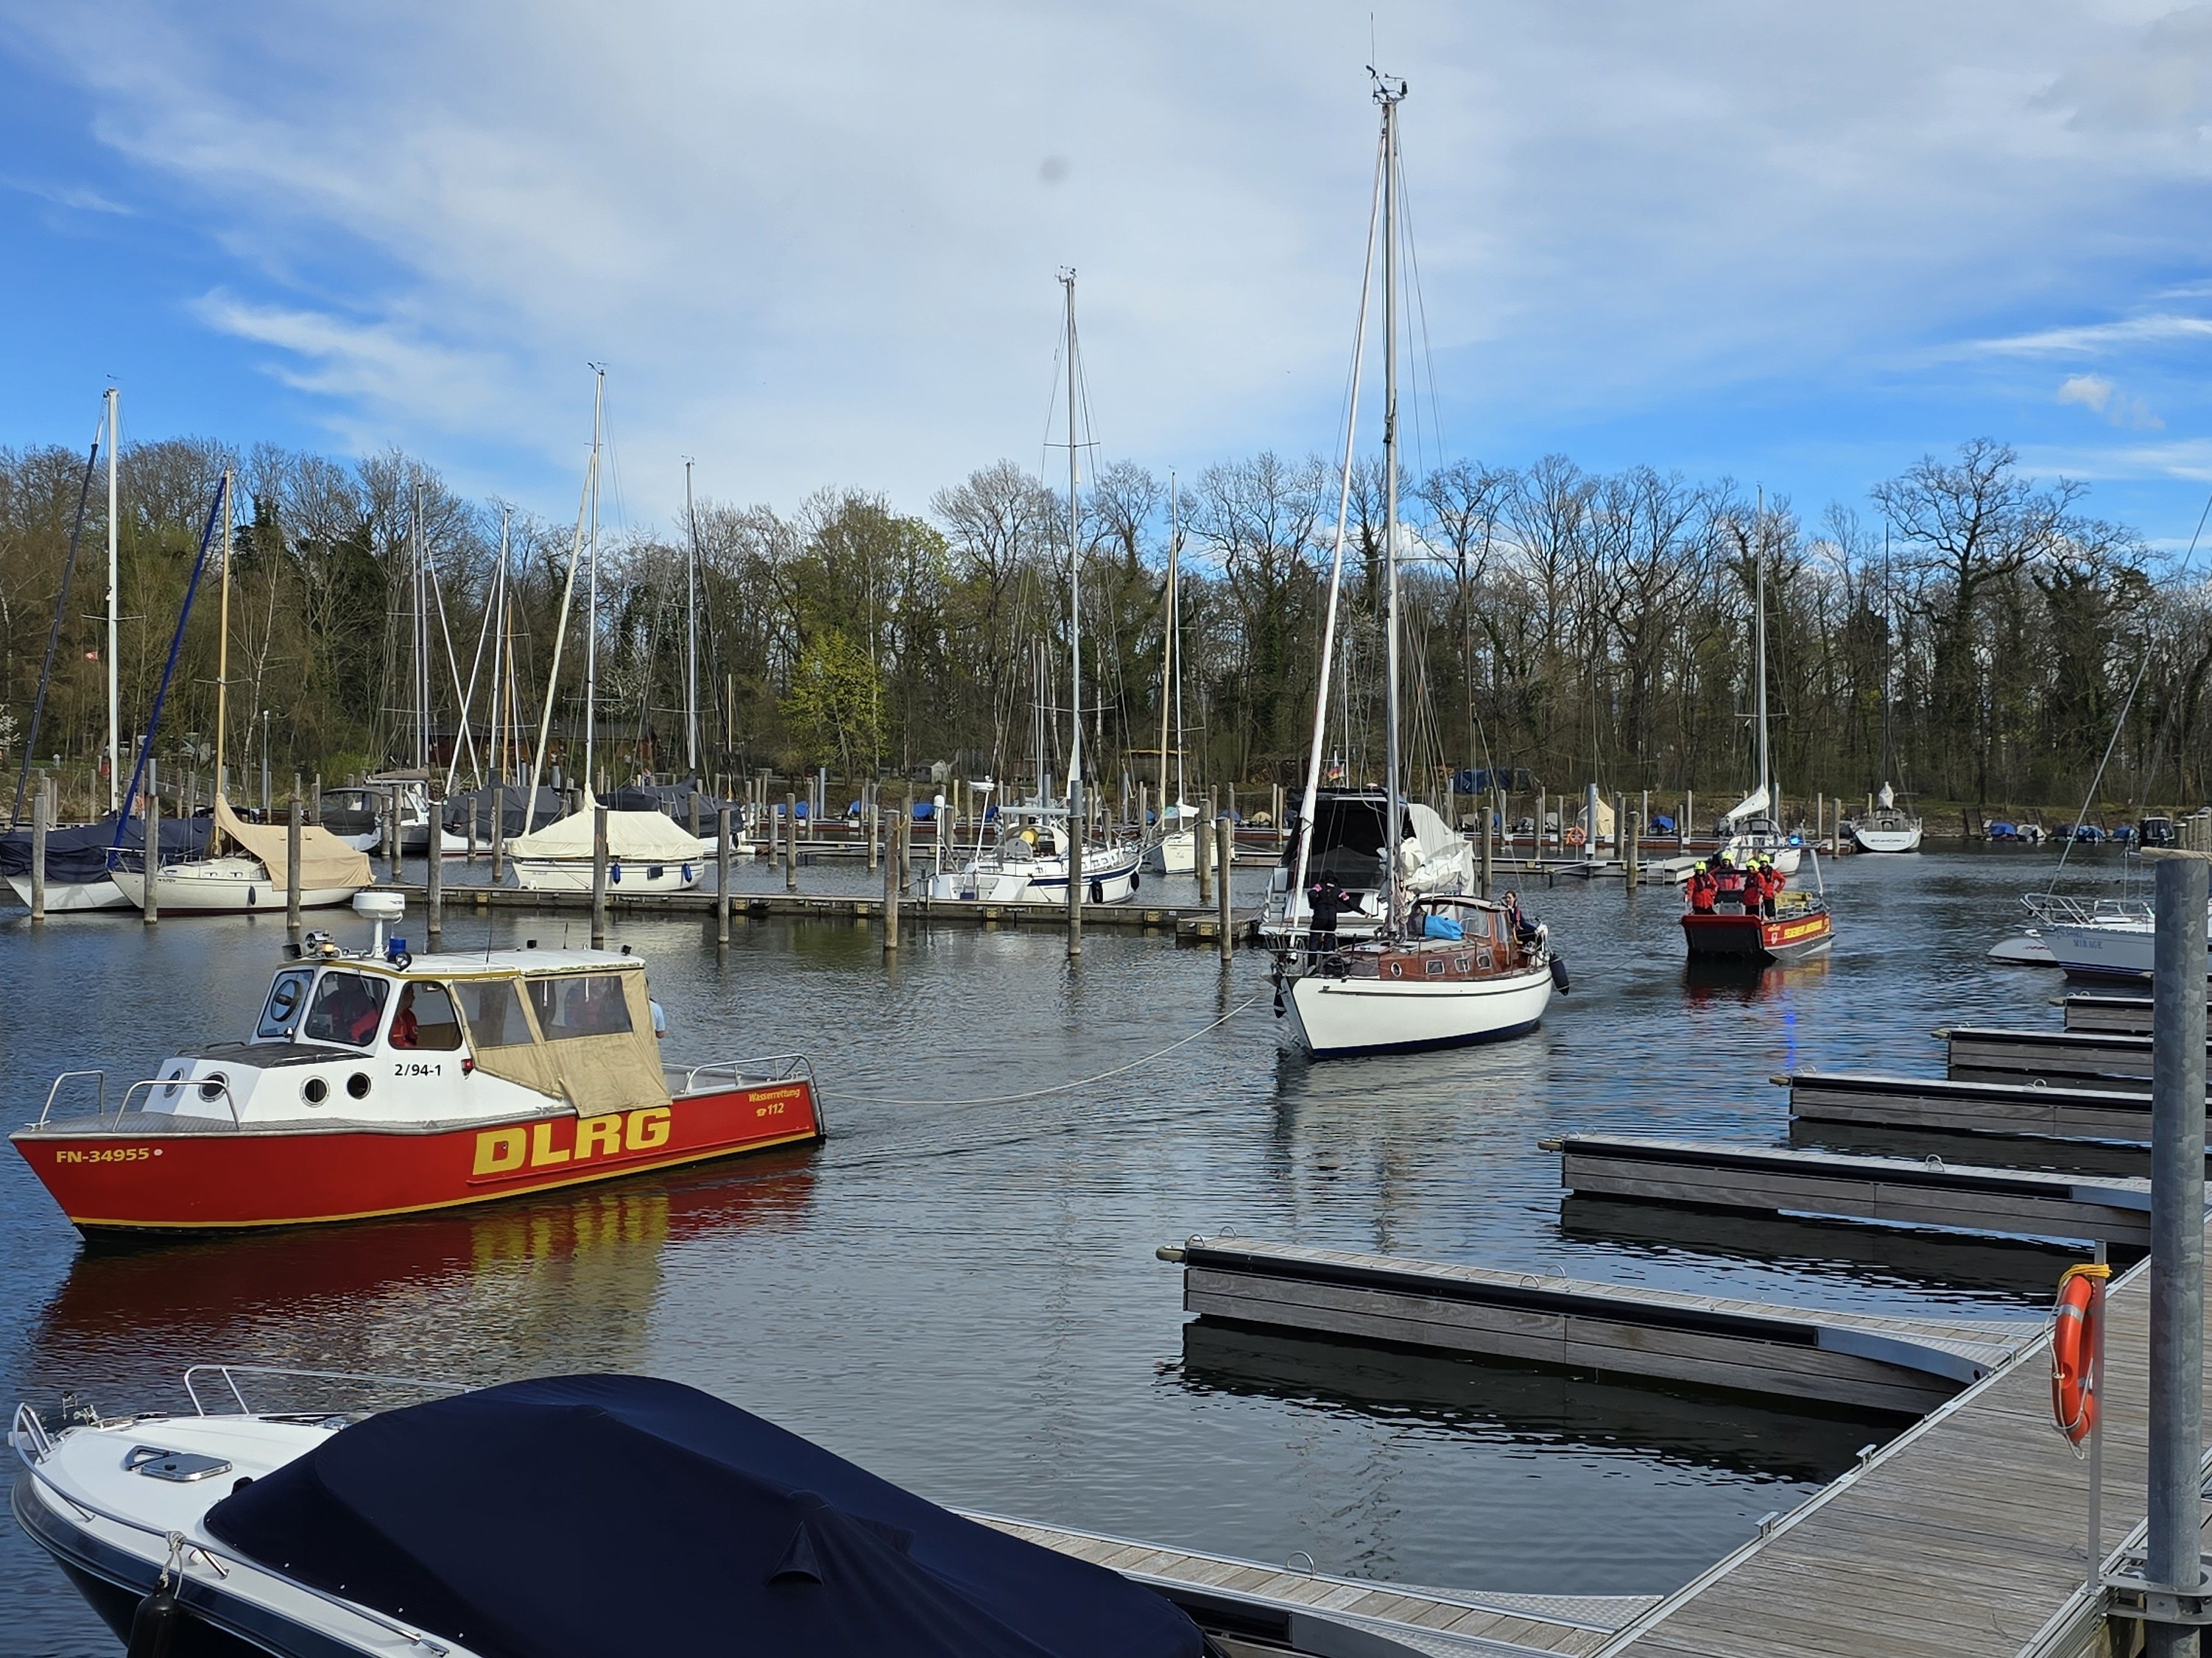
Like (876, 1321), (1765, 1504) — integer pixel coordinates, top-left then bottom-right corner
(256, 967), (316, 1040)
(300, 970), (392, 1048)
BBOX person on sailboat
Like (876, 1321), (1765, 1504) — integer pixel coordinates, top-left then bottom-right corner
(1306, 876), (1353, 958)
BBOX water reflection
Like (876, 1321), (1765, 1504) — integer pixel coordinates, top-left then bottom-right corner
(1178, 1321), (1887, 1483)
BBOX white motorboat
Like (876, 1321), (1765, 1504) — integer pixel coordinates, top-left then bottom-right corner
(12, 1369), (1205, 1658)
(926, 802), (1141, 904)
(1271, 80), (1561, 1058)
(1851, 783), (1923, 853)
(507, 801), (705, 893)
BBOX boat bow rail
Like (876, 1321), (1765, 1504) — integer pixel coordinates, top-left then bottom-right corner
(667, 1051), (816, 1096)
(32, 1074), (242, 1132)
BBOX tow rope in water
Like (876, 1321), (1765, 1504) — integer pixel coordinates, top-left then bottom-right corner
(835, 994), (1263, 1109)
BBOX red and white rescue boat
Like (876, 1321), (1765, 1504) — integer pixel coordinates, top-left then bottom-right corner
(1680, 887), (1834, 963)
(11, 915), (821, 1235)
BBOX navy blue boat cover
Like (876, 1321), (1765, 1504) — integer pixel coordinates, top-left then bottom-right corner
(205, 1375), (1205, 1658)
(0, 814), (209, 883)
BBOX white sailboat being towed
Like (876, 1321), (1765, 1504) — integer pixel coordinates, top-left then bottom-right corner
(1275, 74), (1563, 1059)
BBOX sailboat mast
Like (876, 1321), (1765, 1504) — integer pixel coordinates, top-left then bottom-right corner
(685, 458), (700, 776)
(1062, 272), (1082, 822)
(522, 375), (606, 832)
(1753, 487), (1769, 805)
(105, 387), (119, 814)
(1379, 79), (1406, 931)
(1161, 473), (1177, 811)
(584, 367), (605, 793)
(214, 469), (234, 799)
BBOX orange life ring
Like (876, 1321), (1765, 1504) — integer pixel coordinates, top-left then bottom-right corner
(2051, 1262), (2109, 1445)
(1564, 826), (1586, 847)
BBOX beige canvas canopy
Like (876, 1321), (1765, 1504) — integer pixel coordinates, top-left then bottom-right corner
(509, 805), (702, 863)
(214, 797), (372, 890)
(457, 960), (669, 1118)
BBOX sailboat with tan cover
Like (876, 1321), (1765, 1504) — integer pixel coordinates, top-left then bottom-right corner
(110, 797), (372, 914)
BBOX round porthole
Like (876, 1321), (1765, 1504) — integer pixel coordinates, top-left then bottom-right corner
(199, 1073), (228, 1103)
(347, 1073), (372, 1100)
(302, 1076), (329, 1106)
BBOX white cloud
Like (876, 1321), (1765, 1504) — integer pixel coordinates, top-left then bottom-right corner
(2057, 371), (2165, 429)
(13, 2), (2212, 521)
(2059, 373), (2116, 412)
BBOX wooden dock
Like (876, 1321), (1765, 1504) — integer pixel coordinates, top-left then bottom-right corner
(970, 1511), (1657, 1658)
(1781, 1070), (2155, 1144)
(2062, 994), (2158, 1036)
(1551, 1132), (2153, 1247)
(385, 881), (1261, 945)
(1593, 1235), (2205, 1658)
(1163, 1237), (2037, 1414)
(1940, 1025), (2202, 1088)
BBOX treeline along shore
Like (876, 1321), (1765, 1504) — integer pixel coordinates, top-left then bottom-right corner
(0, 431), (2197, 823)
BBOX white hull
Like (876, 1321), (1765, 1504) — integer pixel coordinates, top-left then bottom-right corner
(510, 857), (701, 894)
(110, 858), (364, 914)
(925, 846), (1143, 905)
(1283, 962), (1553, 1056)
(1721, 836), (1800, 875)
(4, 874), (130, 911)
(1851, 825), (1923, 853)
(400, 825), (471, 856)
(1988, 931), (2058, 966)
(2042, 920), (2174, 981)
(1144, 829), (1195, 874)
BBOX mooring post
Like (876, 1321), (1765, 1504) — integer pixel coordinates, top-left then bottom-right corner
(867, 800), (880, 871)
(784, 794), (798, 892)
(2149, 847), (2208, 1658)
(142, 761), (161, 925)
(591, 805), (610, 947)
(1683, 789), (1693, 850)
(286, 797), (303, 946)
(311, 771), (322, 825)
(716, 805), (733, 947)
(1195, 791), (1214, 906)
(1274, 783), (1286, 850)
(425, 809), (443, 942)
(29, 774), (48, 921)
(490, 785), (505, 884)
(1480, 805), (1494, 900)
(884, 810), (901, 953)
(1216, 816), (1233, 964)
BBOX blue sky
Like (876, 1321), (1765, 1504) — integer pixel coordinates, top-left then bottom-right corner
(8, 2), (2212, 552)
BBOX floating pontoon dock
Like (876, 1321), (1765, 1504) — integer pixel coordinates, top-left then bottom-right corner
(1549, 1132), (2153, 1247)
(1161, 1237), (2037, 1414)
(1781, 1069), (2155, 1143)
(973, 1511), (1656, 1658)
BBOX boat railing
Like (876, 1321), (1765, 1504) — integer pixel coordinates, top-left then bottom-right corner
(670, 1051), (817, 1096)
(35, 1070), (107, 1128)
(2022, 892), (2152, 928)
(12, 1391), (461, 1656)
(183, 1363), (465, 1419)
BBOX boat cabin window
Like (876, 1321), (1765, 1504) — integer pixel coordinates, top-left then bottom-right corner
(390, 981), (463, 1051)
(300, 971), (390, 1048)
(256, 967), (316, 1039)
(529, 973), (634, 1040)
(452, 978), (532, 1048)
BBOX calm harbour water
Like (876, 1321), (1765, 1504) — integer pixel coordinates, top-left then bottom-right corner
(0, 840), (2142, 1654)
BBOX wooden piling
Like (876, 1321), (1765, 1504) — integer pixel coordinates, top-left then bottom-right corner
(29, 774), (47, 921)
(784, 794), (797, 891)
(311, 772), (322, 824)
(1216, 817), (1233, 963)
(1625, 811), (1640, 889)
(142, 761), (160, 925)
(591, 805), (609, 946)
(1479, 806), (1493, 900)
(1273, 784), (1286, 849)
(425, 811), (443, 942)
(716, 805), (733, 946)
(286, 798), (303, 945)
(1682, 789), (1692, 849)
(490, 785), (505, 884)
(867, 800), (879, 871)
(884, 810), (901, 953)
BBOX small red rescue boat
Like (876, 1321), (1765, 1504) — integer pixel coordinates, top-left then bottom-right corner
(1680, 859), (1834, 964)
(12, 922), (821, 1235)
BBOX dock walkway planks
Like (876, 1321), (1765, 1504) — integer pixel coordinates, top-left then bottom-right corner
(1596, 1228), (2205, 1658)
(2061, 994), (2158, 1037)
(969, 1511), (1658, 1658)
(1553, 1133), (2155, 1247)
(1782, 1070), (2153, 1143)
(1940, 1025), (2211, 1088)
(1169, 1237), (2037, 1414)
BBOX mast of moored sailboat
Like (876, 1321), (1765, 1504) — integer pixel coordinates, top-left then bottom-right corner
(685, 458), (700, 777)
(1060, 269), (1083, 957)
(105, 387), (119, 815)
(582, 367), (604, 794)
(523, 370), (605, 833)
(1379, 75), (1406, 935)
(1753, 485), (1770, 810)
